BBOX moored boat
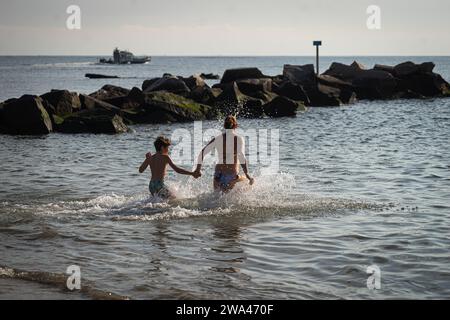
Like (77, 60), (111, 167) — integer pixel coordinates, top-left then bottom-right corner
(99, 48), (151, 65)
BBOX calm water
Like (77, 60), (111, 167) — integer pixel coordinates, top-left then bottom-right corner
(0, 56), (450, 299)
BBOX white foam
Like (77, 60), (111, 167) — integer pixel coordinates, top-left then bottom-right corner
(0, 267), (15, 277)
(31, 62), (94, 68)
(3, 171), (385, 221)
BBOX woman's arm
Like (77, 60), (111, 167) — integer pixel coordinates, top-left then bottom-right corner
(195, 137), (216, 172)
(240, 162), (254, 185)
(237, 137), (254, 184)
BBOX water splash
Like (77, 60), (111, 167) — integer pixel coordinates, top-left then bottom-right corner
(1, 171), (388, 222)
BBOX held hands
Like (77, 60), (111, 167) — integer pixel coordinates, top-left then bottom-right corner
(192, 169), (202, 179)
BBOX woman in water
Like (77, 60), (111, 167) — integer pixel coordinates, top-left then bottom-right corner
(194, 116), (254, 192)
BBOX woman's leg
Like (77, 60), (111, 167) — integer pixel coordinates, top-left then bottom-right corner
(213, 169), (244, 193)
(213, 177), (221, 191)
(227, 175), (246, 191)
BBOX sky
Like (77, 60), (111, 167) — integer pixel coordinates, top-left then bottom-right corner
(0, 0), (449, 56)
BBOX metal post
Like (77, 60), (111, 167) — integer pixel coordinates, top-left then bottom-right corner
(313, 41), (322, 76)
(316, 46), (319, 76)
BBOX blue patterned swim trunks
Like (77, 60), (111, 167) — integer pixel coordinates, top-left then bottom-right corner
(149, 180), (171, 198)
(214, 171), (238, 190)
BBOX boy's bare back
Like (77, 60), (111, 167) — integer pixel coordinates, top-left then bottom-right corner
(149, 153), (169, 181)
(138, 136), (200, 198)
(139, 151), (199, 181)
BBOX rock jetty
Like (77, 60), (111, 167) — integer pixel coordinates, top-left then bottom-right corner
(1, 61), (449, 135)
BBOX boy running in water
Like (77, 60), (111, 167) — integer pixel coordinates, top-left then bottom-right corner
(139, 136), (200, 198)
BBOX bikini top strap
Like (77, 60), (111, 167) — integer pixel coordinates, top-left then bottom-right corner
(222, 133), (226, 164)
(221, 133), (239, 164)
(234, 135), (238, 164)
(202, 137), (215, 162)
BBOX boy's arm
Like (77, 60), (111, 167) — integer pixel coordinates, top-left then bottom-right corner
(138, 152), (152, 173)
(167, 156), (197, 177)
(138, 157), (151, 173)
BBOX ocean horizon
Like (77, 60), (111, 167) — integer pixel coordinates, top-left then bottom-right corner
(2, 55), (450, 101)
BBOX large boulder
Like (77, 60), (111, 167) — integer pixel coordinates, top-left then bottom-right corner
(188, 85), (217, 106)
(79, 94), (122, 114)
(57, 112), (128, 134)
(444, 87), (450, 97)
(129, 91), (214, 123)
(282, 64), (316, 87)
(323, 62), (397, 99)
(350, 61), (366, 70)
(214, 83), (246, 113)
(220, 68), (266, 84)
(211, 88), (223, 98)
(245, 90), (277, 105)
(181, 74), (206, 90)
(1, 95), (53, 135)
(236, 78), (273, 96)
(352, 70), (398, 99)
(374, 64), (395, 75)
(40, 89), (81, 116)
(274, 81), (310, 104)
(89, 85), (130, 101)
(200, 73), (220, 80)
(77, 94), (141, 124)
(305, 84), (342, 107)
(142, 78), (159, 91)
(241, 99), (265, 118)
(323, 62), (365, 81)
(393, 90), (426, 100)
(388, 61), (449, 97)
(0, 102), (7, 133)
(397, 73), (450, 97)
(99, 87), (145, 110)
(128, 87), (145, 103)
(142, 75), (190, 95)
(393, 61), (435, 77)
(419, 62), (436, 74)
(211, 82), (232, 90)
(316, 75), (357, 104)
(215, 82), (264, 117)
(375, 62), (435, 78)
(263, 96), (301, 118)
